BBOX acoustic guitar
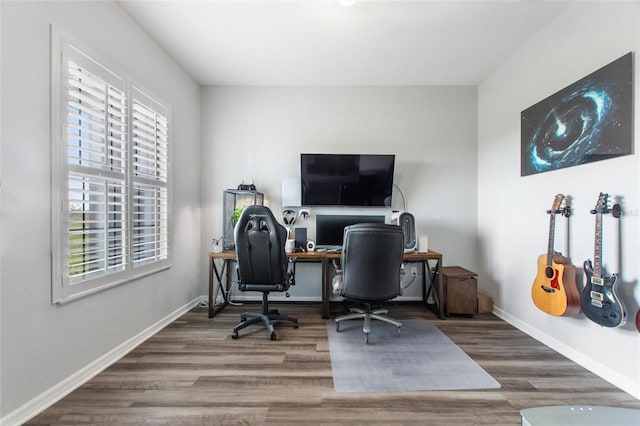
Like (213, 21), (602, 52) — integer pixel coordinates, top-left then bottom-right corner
(580, 193), (626, 328)
(531, 194), (580, 317)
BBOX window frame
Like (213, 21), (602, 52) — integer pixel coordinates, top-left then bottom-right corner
(51, 28), (172, 303)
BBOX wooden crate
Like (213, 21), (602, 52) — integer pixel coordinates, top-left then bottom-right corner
(478, 293), (493, 314)
(443, 266), (478, 315)
(477, 292), (493, 313)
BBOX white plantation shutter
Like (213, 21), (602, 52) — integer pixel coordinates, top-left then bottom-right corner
(67, 64), (127, 174)
(65, 60), (128, 284)
(132, 183), (169, 264)
(131, 91), (170, 266)
(132, 99), (169, 181)
(52, 34), (171, 303)
(67, 174), (127, 282)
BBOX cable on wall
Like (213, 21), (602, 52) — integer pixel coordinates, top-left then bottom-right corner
(393, 183), (407, 211)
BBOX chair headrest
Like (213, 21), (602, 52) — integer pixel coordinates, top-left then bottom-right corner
(345, 222), (398, 232)
(236, 205), (278, 233)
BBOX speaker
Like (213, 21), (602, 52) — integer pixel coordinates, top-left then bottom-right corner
(390, 211), (417, 253)
(294, 227), (307, 251)
(306, 240), (315, 252)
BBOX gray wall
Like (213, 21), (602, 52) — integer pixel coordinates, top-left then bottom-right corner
(0, 1), (202, 418)
(200, 86), (478, 301)
(478, 2), (639, 398)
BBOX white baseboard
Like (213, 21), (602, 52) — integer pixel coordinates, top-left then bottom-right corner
(492, 306), (640, 400)
(0, 296), (204, 426)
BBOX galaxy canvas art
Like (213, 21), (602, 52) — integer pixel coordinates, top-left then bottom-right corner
(521, 52), (633, 176)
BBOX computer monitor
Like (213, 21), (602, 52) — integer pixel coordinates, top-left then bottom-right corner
(315, 214), (385, 247)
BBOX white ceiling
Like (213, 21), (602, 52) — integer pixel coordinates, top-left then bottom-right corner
(120, 0), (570, 86)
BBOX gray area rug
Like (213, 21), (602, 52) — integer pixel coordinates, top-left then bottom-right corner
(327, 318), (501, 393)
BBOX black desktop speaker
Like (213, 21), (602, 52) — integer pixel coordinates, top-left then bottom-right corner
(390, 211), (417, 253)
(294, 227), (307, 252)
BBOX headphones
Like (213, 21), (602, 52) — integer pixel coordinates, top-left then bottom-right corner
(282, 209), (297, 225)
(237, 182), (256, 191)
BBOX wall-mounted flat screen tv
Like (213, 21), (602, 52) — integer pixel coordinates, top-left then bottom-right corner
(300, 154), (395, 207)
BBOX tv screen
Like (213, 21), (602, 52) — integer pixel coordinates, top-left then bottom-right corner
(300, 154), (395, 207)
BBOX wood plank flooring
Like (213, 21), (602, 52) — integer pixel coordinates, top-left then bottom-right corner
(26, 303), (640, 425)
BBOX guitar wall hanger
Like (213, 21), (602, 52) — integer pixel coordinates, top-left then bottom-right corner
(589, 194), (621, 219)
(612, 203), (621, 218)
(546, 206), (571, 217)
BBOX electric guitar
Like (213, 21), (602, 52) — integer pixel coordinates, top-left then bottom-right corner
(531, 194), (580, 317)
(580, 193), (626, 328)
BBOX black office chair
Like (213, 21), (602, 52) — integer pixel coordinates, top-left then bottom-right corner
(231, 205), (298, 341)
(333, 223), (404, 344)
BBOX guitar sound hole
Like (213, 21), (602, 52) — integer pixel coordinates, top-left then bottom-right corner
(544, 267), (555, 280)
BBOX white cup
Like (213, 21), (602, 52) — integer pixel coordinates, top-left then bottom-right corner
(419, 235), (428, 252)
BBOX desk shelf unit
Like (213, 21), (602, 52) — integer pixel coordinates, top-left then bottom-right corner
(222, 189), (264, 250)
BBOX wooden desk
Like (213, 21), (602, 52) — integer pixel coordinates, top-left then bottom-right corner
(208, 249), (444, 319)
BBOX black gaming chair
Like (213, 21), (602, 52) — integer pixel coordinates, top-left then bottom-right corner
(333, 223), (404, 344)
(231, 205), (298, 341)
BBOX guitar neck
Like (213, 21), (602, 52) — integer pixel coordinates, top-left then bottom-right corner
(593, 213), (603, 278)
(546, 214), (556, 266)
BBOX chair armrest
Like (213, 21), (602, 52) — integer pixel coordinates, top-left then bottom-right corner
(287, 257), (296, 286)
(332, 259), (342, 275)
(398, 263), (406, 295)
(331, 259), (344, 295)
(330, 259), (344, 295)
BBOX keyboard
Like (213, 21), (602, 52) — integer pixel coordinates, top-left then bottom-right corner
(316, 245), (342, 253)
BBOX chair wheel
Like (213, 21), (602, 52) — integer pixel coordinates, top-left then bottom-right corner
(270, 332), (277, 341)
(336, 322), (340, 332)
(293, 322), (299, 329)
(231, 332), (238, 339)
(397, 327), (401, 336)
(240, 316), (247, 322)
(364, 333), (369, 344)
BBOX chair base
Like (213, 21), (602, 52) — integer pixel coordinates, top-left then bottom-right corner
(231, 293), (298, 341)
(335, 305), (402, 344)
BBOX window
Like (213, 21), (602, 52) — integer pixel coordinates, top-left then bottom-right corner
(52, 32), (171, 303)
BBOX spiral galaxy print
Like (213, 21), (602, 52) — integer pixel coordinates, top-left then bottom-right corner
(521, 53), (632, 176)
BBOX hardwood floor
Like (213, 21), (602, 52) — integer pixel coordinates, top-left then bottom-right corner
(27, 303), (640, 425)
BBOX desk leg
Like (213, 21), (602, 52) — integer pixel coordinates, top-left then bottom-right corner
(423, 258), (445, 320)
(208, 257), (214, 317)
(208, 258), (230, 318)
(421, 260), (427, 305)
(434, 258), (444, 319)
(321, 258), (330, 319)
